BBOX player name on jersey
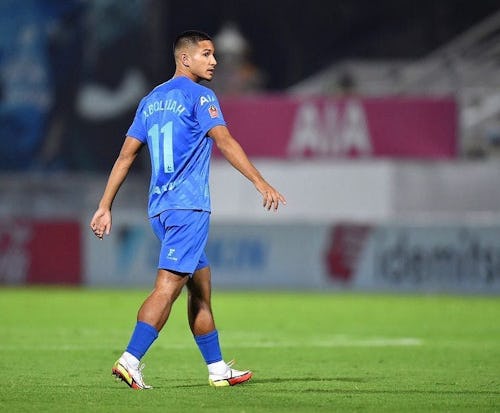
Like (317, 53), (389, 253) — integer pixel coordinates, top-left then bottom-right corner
(142, 99), (186, 118)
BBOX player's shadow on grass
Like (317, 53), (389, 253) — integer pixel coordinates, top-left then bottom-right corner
(257, 377), (370, 384)
(171, 377), (369, 389)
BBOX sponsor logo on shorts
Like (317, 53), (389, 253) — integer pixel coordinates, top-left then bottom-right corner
(167, 248), (178, 261)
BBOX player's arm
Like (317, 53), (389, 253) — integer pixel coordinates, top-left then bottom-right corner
(90, 136), (144, 239)
(208, 125), (286, 211)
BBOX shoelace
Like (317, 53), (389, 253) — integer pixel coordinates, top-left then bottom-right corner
(136, 363), (148, 386)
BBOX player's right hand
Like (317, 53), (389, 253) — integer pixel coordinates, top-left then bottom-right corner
(90, 208), (112, 239)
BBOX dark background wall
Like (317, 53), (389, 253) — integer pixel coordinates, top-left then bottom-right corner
(159, 0), (500, 89)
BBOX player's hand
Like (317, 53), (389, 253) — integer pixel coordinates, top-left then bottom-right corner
(255, 181), (286, 211)
(90, 208), (112, 240)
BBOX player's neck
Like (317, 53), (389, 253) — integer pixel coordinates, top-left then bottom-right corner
(173, 68), (200, 83)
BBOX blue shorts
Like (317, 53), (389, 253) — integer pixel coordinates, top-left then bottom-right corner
(149, 209), (210, 275)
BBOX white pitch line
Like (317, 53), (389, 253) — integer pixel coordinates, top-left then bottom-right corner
(209, 337), (423, 348)
(0, 337), (423, 351)
(309, 337), (423, 347)
(154, 336), (424, 349)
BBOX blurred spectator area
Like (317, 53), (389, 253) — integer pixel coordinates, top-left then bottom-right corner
(0, 0), (153, 172)
(1, 1), (500, 173)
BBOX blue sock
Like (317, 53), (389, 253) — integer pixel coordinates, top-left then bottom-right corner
(125, 321), (159, 360)
(194, 330), (223, 364)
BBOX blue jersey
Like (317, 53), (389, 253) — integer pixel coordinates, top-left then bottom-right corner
(127, 76), (226, 217)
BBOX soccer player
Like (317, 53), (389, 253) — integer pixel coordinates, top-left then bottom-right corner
(89, 30), (286, 389)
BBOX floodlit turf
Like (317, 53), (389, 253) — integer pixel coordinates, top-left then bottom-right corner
(0, 288), (499, 412)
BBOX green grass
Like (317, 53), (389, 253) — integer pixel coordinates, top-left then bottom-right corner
(0, 288), (499, 412)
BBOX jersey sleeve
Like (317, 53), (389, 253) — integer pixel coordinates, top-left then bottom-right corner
(194, 90), (226, 136)
(126, 99), (148, 143)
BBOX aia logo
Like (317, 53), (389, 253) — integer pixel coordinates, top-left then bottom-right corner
(200, 94), (216, 106)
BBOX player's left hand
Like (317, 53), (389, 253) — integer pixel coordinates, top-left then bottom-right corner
(256, 181), (286, 211)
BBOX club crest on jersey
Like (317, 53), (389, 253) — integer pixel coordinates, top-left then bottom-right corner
(208, 105), (219, 118)
(200, 94), (216, 106)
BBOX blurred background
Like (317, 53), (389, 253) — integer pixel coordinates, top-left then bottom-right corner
(1, 0), (500, 292)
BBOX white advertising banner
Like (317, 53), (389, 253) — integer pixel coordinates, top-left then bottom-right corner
(353, 224), (500, 293)
(206, 224), (328, 288)
(83, 215), (500, 293)
(83, 214), (330, 289)
(84, 212), (159, 287)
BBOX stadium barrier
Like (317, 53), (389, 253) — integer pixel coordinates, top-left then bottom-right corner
(82, 216), (500, 293)
(2, 214), (498, 293)
(1, 160), (500, 292)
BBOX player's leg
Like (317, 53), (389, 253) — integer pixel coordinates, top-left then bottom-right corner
(112, 268), (189, 389)
(112, 209), (207, 389)
(187, 265), (215, 335)
(138, 268), (189, 331)
(188, 265), (253, 387)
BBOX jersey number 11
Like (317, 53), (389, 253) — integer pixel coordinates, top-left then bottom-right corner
(148, 122), (174, 174)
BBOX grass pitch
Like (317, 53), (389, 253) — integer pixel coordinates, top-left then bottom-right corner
(0, 288), (499, 412)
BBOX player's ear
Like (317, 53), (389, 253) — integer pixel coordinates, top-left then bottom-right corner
(181, 53), (190, 67)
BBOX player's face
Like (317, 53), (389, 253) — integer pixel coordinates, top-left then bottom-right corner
(189, 40), (217, 82)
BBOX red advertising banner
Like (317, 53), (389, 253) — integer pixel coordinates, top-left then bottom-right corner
(0, 220), (81, 285)
(218, 96), (457, 159)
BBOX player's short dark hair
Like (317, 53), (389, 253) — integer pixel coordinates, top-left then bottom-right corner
(173, 30), (213, 54)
